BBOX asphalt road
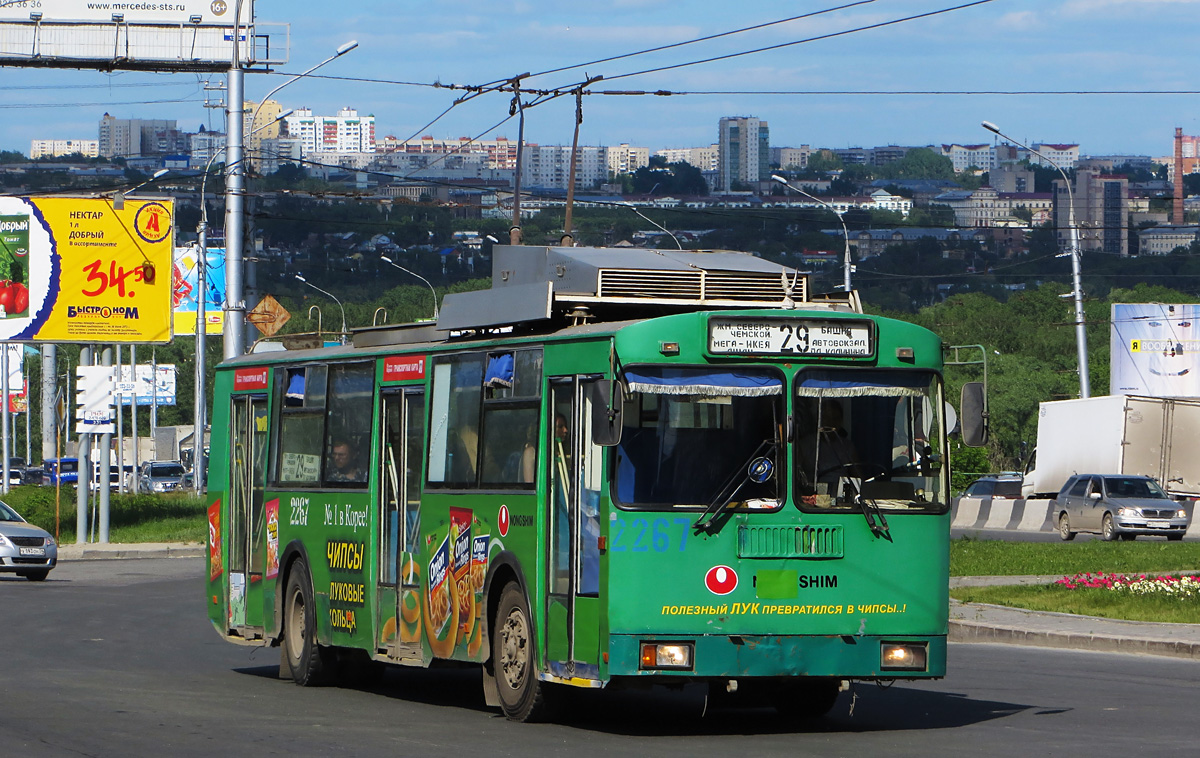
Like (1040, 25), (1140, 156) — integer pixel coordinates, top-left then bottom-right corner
(3, 558), (1197, 757)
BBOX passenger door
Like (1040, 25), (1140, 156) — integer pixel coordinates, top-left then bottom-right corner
(376, 388), (425, 663)
(227, 394), (269, 633)
(544, 377), (604, 681)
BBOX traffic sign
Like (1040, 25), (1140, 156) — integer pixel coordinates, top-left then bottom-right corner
(248, 294), (291, 338)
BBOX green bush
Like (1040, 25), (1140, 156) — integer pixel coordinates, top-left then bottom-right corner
(3, 485), (205, 535)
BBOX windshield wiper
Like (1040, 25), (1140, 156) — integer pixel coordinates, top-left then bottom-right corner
(842, 478), (891, 540)
(693, 439), (777, 533)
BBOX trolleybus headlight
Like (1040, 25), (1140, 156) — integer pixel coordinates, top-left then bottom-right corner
(880, 642), (927, 671)
(640, 642), (693, 670)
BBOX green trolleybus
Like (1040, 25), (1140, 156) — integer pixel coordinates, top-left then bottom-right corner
(205, 244), (983, 722)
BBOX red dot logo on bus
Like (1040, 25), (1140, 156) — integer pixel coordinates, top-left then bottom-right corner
(498, 504), (510, 537)
(705, 565), (738, 595)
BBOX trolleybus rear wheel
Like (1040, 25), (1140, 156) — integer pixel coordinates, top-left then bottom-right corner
(493, 583), (552, 722)
(284, 561), (336, 686)
(773, 678), (841, 720)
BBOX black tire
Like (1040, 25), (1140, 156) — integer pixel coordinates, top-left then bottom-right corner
(1101, 513), (1117, 542)
(283, 561), (336, 686)
(774, 679), (841, 720)
(1058, 513), (1075, 541)
(492, 582), (553, 722)
(1168, 534), (1184, 542)
(20, 569), (50, 581)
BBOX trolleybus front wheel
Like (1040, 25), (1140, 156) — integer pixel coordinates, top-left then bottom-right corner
(493, 582), (553, 722)
(284, 561), (337, 686)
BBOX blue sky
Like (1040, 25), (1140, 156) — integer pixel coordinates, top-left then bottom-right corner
(3, 0), (1198, 159)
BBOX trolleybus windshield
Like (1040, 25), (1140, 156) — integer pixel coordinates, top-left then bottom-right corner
(614, 366), (785, 510)
(795, 369), (946, 513)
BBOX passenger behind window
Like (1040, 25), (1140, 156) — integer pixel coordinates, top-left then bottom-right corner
(328, 438), (366, 483)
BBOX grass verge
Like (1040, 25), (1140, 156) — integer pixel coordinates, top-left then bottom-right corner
(4, 485), (206, 544)
(950, 584), (1200, 624)
(950, 536), (1200, 577)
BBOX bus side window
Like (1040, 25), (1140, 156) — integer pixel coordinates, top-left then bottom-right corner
(276, 365), (327, 486)
(322, 364), (373, 487)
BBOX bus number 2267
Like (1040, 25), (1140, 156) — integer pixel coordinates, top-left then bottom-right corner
(609, 517), (692, 552)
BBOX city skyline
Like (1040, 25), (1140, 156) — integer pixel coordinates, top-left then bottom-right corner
(0, 0), (1196, 158)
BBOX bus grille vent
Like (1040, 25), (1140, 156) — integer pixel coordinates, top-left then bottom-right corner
(596, 269), (802, 303)
(737, 525), (843, 559)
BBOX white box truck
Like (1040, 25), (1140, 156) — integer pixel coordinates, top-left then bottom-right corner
(1022, 395), (1200, 499)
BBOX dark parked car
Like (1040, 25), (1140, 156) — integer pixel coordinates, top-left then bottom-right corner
(0, 499), (56, 580)
(1055, 474), (1190, 541)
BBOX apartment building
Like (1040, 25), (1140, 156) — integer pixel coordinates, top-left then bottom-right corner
(771, 146), (812, 170)
(655, 145), (719, 171)
(283, 107), (376, 156)
(1138, 225), (1199, 256)
(941, 144), (994, 173)
(521, 144), (608, 191)
(189, 129), (226, 169)
(30, 139), (99, 159)
(605, 143), (650, 176)
(718, 116), (769, 190)
(98, 115), (183, 158)
(380, 136), (519, 171)
(933, 187), (1053, 228)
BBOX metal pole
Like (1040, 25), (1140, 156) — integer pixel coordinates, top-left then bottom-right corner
(41, 344), (55, 463)
(151, 348), (158, 457)
(76, 346), (91, 544)
(196, 243), (208, 492)
(99, 347), (112, 543)
(771, 175), (852, 291)
(115, 344), (124, 493)
(130, 344), (138, 485)
(982, 121), (1089, 398)
(223, 0), (247, 360)
(2, 343), (9, 495)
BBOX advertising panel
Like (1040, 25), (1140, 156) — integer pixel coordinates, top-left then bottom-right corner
(1110, 303), (1200, 397)
(5, 344), (24, 413)
(173, 245), (226, 335)
(0, 1), (249, 25)
(116, 364), (177, 406)
(0, 196), (174, 343)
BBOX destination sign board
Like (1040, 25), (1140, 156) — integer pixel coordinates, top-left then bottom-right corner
(708, 318), (873, 357)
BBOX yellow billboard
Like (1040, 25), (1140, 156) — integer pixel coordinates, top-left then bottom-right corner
(0, 196), (174, 343)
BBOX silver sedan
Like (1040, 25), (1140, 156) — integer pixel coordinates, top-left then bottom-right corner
(0, 500), (57, 581)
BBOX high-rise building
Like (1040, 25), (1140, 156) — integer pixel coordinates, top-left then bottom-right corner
(283, 107), (376, 156)
(244, 99), (283, 168)
(772, 146), (812, 170)
(718, 116), (769, 190)
(190, 129), (226, 169)
(1055, 169), (1128, 256)
(98, 114), (181, 158)
(521, 144), (609, 191)
(30, 139), (100, 159)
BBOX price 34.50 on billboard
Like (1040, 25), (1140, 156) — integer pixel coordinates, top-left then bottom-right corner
(0, 195), (173, 343)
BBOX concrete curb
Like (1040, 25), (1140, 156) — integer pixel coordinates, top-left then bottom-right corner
(949, 618), (1200, 660)
(56, 543), (205, 561)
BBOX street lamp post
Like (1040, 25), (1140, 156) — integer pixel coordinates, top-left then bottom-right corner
(295, 275), (346, 343)
(771, 174), (852, 292)
(248, 40), (358, 139)
(620, 203), (682, 250)
(223, 0), (356, 360)
(982, 121), (1089, 399)
(380, 255), (439, 320)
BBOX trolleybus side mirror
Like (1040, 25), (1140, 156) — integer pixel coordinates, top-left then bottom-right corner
(960, 382), (988, 447)
(590, 380), (624, 446)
